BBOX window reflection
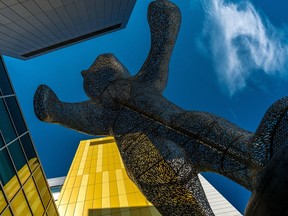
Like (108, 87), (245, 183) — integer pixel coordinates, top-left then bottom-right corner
(0, 98), (17, 143)
(4, 97), (26, 136)
(0, 58), (13, 96)
(47, 201), (58, 216)
(0, 186), (7, 213)
(50, 185), (62, 193)
(0, 132), (5, 148)
(34, 167), (50, 207)
(10, 190), (32, 216)
(23, 178), (44, 215)
(20, 133), (39, 171)
(8, 140), (30, 184)
(0, 148), (20, 200)
(1, 207), (12, 216)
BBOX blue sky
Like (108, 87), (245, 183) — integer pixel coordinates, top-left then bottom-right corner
(3, 0), (288, 213)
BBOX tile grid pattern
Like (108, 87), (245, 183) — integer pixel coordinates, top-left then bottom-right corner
(0, 0), (136, 59)
(57, 137), (161, 216)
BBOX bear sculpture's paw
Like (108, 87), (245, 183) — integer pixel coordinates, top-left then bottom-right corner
(34, 85), (60, 123)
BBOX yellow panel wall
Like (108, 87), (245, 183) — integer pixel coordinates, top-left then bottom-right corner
(57, 137), (161, 216)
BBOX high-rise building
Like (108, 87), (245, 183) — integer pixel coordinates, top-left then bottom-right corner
(0, 0), (136, 60)
(0, 55), (58, 215)
(56, 137), (242, 216)
(56, 137), (161, 216)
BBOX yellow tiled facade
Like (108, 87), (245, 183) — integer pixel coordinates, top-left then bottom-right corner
(57, 137), (161, 216)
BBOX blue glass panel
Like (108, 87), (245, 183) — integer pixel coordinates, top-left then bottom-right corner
(0, 148), (16, 185)
(0, 98), (17, 143)
(0, 58), (13, 96)
(50, 186), (61, 193)
(0, 132), (4, 148)
(20, 134), (39, 171)
(4, 97), (26, 136)
(8, 140), (27, 172)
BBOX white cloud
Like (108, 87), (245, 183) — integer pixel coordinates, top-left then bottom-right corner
(201, 0), (288, 95)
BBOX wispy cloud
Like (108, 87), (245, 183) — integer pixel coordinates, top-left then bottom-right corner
(201, 0), (288, 95)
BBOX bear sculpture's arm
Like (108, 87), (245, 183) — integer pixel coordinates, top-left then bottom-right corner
(34, 85), (114, 136)
(134, 0), (180, 93)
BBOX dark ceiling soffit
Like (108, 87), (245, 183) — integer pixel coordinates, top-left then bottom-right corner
(22, 23), (122, 58)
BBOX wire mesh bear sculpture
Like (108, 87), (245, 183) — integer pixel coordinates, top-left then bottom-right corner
(34, 1), (288, 215)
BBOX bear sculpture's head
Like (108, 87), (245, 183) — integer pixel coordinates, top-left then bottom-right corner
(81, 53), (131, 99)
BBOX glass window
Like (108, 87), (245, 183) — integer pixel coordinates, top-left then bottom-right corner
(0, 59), (13, 96)
(50, 186), (62, 193)
(8, 140), (30, 184)
(4, 97), (26, 136)
(10, 190), (32, 216)
(0, 148), (16, 185)
(0, 186), (7, 213)
(0, 98), (17, 143)
(0, 132), (5, 148)
(34, 167), (50, 208)
(23, 178), (44, 215)
(1, 207), (12, 216)
(20, 134), (39, 172)
(8, 140), (27, 171)
(0, 148), (20, 200)
(47, 201), (59, 216)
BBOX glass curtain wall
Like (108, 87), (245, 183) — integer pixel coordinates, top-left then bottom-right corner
(0, 55), (58, 215)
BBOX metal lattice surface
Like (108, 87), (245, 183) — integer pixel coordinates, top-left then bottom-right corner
(33, 1), (288, 215)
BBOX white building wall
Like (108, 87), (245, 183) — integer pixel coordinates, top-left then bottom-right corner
(47, 176), (66, 202)
(199, 174), (243, 216)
